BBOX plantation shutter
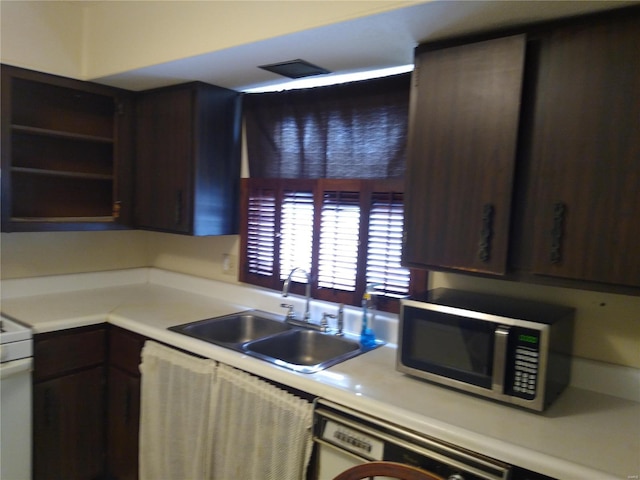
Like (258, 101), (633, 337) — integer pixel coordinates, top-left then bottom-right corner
(240, 178), (416, 310)
(279, 188), (315, 282)
(317, 189), (361, 293)
(243, 181), (277, 286)
(366, 191), (410, 300)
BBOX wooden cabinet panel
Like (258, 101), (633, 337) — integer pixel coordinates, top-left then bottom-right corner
(33, 366), (106, 480)
(109, 326), (146, 376)
(33, 326), (107, 480)
(106, 327), (147, 480)
(34, 326), (106, 381)
(0, 65), (134, 231)
(526, 14), (640, 286)
(33, 325), (148, 480)
(404, 35), (526, 275)
(135, 82), (241, 235)
(135, 87), (192, 233)
(107, 367), (141, 480)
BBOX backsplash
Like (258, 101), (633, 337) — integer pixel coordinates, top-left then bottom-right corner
(1, 230), (639, 370)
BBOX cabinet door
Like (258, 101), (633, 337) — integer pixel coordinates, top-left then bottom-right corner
(527, 15), (640, 286)
(135, 87), (193, 233)
(33, 367), (106, 480)
(107, 327), (146, 480)
(33, 326), (107, 480)
(107, 367), (141, 480)
(403, 35), (526, 275)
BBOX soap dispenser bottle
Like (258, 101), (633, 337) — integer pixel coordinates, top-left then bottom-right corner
(360, 290), (377, 348)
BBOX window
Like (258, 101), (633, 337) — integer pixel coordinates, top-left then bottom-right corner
(241, 73), (426, 312)
(318, 189), (361, 293)
(366, 191), (409, 299)
(240, 178), (417, 312)
(280, 188), (314, 281)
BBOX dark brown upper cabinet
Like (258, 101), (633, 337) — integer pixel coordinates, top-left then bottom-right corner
(0, 65), (135, 232)
(520, 13), (640, 288)
(403, 35), (527, 275)
(135, 82), (241, 235)
(404, 8), (640, 292)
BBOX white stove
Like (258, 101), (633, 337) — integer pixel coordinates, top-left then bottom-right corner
(1, 314), (33, 362)
(1, 314), (33, 480)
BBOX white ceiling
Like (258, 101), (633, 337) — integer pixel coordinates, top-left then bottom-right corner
(94, 0), (636, 92)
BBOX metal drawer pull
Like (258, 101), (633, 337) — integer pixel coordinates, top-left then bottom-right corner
(478, 203), (494, 262)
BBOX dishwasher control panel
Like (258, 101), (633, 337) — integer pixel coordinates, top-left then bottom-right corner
(321, 419), (384, 460)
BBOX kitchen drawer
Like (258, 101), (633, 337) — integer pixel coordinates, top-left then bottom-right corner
(109, 326), (146, 376)
(34, 325), (106, 381)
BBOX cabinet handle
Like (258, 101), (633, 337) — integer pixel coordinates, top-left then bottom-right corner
(175, 190), (183, 225)
(478, 204), (494, 262)
(550, 202), (566, 264)
(44, 387), (56, 427)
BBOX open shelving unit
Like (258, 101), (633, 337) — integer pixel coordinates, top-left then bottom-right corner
(1, 65), (134, 231)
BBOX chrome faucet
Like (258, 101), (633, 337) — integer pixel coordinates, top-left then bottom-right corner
(281, 267), (311, 322)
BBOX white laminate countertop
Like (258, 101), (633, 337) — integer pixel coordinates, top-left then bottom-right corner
(1, 268), (638, 480)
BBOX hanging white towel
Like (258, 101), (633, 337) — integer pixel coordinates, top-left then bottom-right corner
(211, 363), (314, 480)
(138, 341), (217, 480)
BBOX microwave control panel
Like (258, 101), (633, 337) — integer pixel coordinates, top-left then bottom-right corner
(508, 329), (541, 399)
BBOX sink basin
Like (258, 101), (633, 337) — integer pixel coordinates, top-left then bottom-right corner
(245, 329), (368, 373)
(169, 310), (383, 373)
(169, 311), (291, 348)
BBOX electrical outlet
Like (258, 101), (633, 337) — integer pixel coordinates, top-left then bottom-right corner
(222, 254), (237, 276)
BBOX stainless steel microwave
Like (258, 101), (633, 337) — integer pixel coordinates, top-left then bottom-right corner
(397, 289), (575, 411)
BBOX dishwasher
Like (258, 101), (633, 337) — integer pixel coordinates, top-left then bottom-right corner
(313, 400), (551, 480)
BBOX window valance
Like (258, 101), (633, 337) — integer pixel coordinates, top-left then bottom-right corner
(243, 73), (411, 179)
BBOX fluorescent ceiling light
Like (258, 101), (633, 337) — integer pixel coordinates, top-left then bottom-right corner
(243, 64), (414, 93)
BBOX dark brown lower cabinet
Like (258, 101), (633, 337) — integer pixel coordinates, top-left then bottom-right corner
(33, 325), (146, 480)
(34, 368), (106, 480)
(33, 326), (107, 480)
(106, 327), (146, 480)
(106, 368), (140, 480)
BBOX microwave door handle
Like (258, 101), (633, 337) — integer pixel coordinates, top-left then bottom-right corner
(492, 326), (510, 393)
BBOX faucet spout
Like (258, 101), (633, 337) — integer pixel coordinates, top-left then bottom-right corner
(282, 267), (311, 322)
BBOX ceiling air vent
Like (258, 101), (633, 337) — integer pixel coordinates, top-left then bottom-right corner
(258, 59), (331, 79)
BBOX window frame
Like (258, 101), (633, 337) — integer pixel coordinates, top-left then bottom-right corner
(240, 177), (427, 313)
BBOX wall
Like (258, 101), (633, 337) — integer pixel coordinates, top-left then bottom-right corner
(0, 0), (84, 78)
(431, 272), (640, 369)
(0, 0), (419, 80)
(0, 230), (238, 283)
(144, 232), (241, 284)
(0, 231), (148, 279)
(81, 0), (419, 80)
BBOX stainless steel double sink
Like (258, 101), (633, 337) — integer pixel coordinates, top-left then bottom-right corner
(169, 310), (381, 373)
